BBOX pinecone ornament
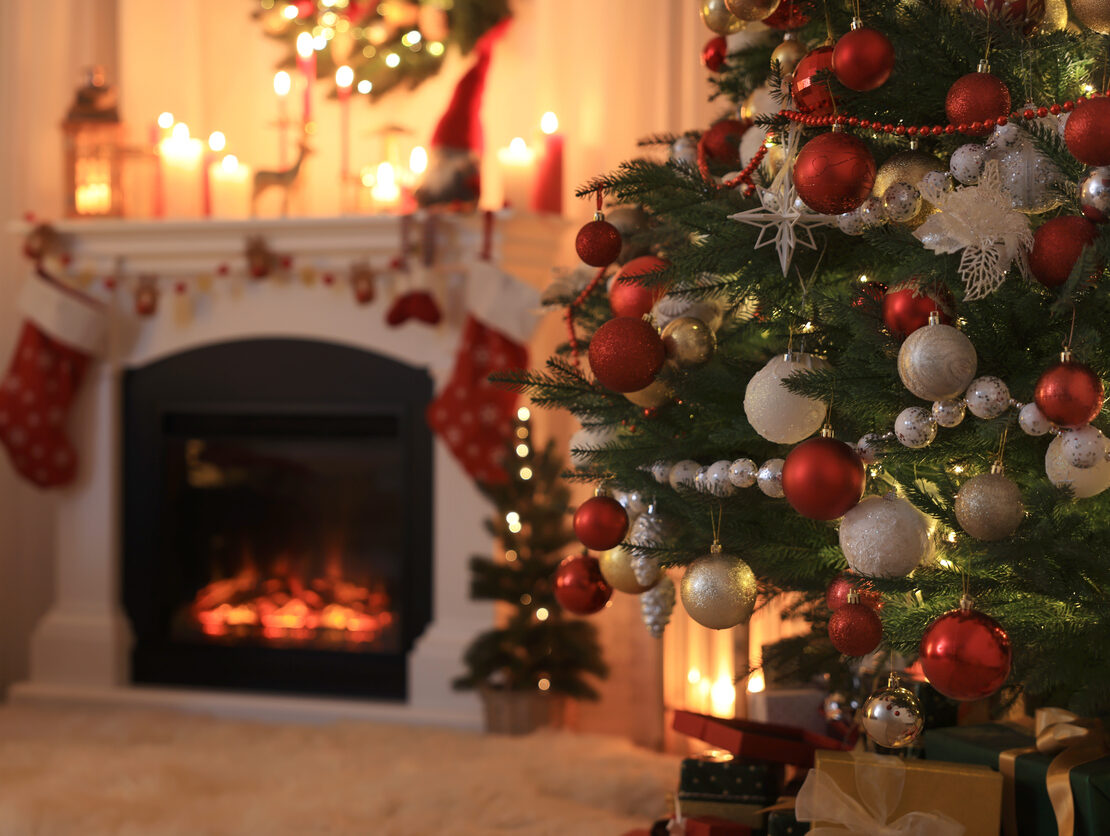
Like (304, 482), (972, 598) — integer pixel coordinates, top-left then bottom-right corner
(641, 576), (676, 638)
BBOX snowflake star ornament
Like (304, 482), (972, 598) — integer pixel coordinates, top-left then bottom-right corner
(914, 159), (1033, 300)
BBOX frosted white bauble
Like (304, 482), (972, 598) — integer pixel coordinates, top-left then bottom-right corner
(672, 136), (699, 166)
(895, 406), (937, 449)
(858, 196), (887, 227)
(669, 459), (701, 491)
(1060, 425), (1107, 470)
(950, 143), (986, 185)
(992, 136), (1064, 214)
(964, 376), (1011, 420)
(1046, 434), (1110, 498)
(757, 458), (785, 497)
(920, 170), (952, 194)
(694, 466), (710, 493)
(1019, 403), (1051, 436)
(839, 494), (933, 578)
(838, 209), (866, 236)
(651, 460), (674, 484)
(569, 425), (616, 468)
(897, 321), (977, 401)
(705, 460), (736, 496)
(744, 353), (831, 444)
(856, 433), (884, 465)
(883, 181), (923, 223)
(729, 457), (758, 488)
(932, 399), (966, 428)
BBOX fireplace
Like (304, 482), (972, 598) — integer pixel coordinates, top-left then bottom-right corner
(122, 339), (432, 699)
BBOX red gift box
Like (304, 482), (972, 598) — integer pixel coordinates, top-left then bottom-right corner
(684, 815), (753, 835)
(672, 710), (848, 769)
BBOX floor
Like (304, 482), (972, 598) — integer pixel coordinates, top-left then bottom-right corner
(0, 703), (678, 835)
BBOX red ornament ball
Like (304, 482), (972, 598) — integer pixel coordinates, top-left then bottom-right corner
(702, 118), (750, 165)
(1065, 97), (1110, 166)
(763, 0), (813, 29)
(945, 72), (1011, 135)
(828, 600), (883, 656)
(919, 604), (1012, 700)
(791, 46), (836, 115)
(833, 26), (895, 92)
(826, 573), (883, 611)
(553, 553), (614, 616)
(702, 36), (728, 72)
(781, 437), (866, 520)
(576, 218), (622, 267)
(573, 495), (629, 550)
(588, 317), (666, 392)
(794, 131), (876, 215)
(610, 256), (670, 318)
(1034, 358), (1104, 429)
(1029, 216), (1099, 288)
(881, 282), (953, 338)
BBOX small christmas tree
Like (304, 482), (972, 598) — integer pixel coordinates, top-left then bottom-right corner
(454, 406), (608, 706)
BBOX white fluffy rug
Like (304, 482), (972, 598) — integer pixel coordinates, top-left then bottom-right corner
(0, 704), (677, 835)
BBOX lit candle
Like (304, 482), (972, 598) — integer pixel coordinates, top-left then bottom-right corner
(403, 145), (427, 213)
(158, 122), (205, 218)
(274, 70), (291, 166)
(531, 111), (564, 215)
(335, 65), (354, 185)
(151, 111), (174, 218)
(370, 161), (401, 211)
(209, 154), (252, 218)
(203, 131), (226, 218)
(296, 32), (316, 127)
(496, 137), (535, 211)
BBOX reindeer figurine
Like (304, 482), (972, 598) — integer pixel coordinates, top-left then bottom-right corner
(252, 142), (312, 216)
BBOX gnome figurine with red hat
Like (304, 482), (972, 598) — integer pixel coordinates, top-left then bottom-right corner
(415, 19), (509, 209)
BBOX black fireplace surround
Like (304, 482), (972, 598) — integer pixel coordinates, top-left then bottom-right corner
(123, 339), (433, 700)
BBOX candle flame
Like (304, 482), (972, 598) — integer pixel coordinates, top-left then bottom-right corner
(541, 111), (559, 135)
(370, 162), (400, 202)
(296, 32), (314, 58)
(409, 146), (428, 175)
(509, 137), (528, 155)
(171, 122), (190, 141)
(282, 3), (300, 19)
(157, 112), (174, 130)
(220, 154), (240, 173)
(312, 34), (327, 50)
(208, 131), (226, 152)
(384, 52), (400, 68)
(711, 675), (737, 716)
(357, 80), (372, 94)
(273, 71), (291, 96)
(335, 65), (354, 88)
(746, 670), (766, 693)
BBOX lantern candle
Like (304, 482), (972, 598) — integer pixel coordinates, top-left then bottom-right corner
(370, 162), (401, 211)
(531, 111), (564, 215)
(209, 154), (252, 218)
(497, 137), (535, 211)
(158, 122), (204, 218)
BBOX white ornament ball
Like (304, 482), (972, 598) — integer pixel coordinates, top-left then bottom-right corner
(950, 143), (986, 185)
(986, 122), (1022, 152)
(744, 353), (831, 445)
(672, 136), (699, 166)
(1061, 425), (1106, 469)
(895, 406), (938, 449)
(856, 432), (884, 465)
(897, 321), (978, 401)
(729, 457), (758, 488)
(1046, 434), (1110, 498)
(932, 399), (966, 428)
(920, 170), (952, 194)
(964, 376), (1011, 420)
(705, 460), (736, 496)
(839, 494), (933, 578)
(669, 459), (701, 491)
(992, 137), (1063, 214)
(569, 425), (616, 468)
(1019, 402), (1051, 436)
(858, 195), (887, 227)
(694, 466), (710, 493)
(651, 460), (674, 484)
(837, 209), (866, 236)
(757, 458), (785, 498)
(882, 181), (923, 224)
(1057, 111), (1070, 137)
(617, 489), (648, 517)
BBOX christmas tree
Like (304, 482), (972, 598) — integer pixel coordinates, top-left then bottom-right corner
(504, 0), (1110, 727)
(454, 407), (608, 703)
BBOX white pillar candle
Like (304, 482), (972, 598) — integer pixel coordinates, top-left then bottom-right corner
(496, 137), (535, 211)
(209, 154), (252, 218)
(158, 123), (204, 218)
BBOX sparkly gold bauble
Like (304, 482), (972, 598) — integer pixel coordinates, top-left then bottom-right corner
(740, 84), (779, 121)
(701, 0), (745, 33)
(1071, 0), (1110, 32)
(771, 38), (808, 74)
(1035, 0), (1068, 31)
(625, 379), (674, 408)
(861, 673), (924, 749)
(662, 317), (716, 369)
(725, 0), (781, 21)
(897, 320), (978, 401)
(873, 151), (946, 228)
(680, 544), (757, 630)
(600, 546), (657, 594)
(955, 468), (1024, 541)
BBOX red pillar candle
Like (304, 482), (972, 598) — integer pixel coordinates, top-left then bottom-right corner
(274, 71), (291, 167)
(336, 66), (353, 183)
(296, 32), (316, 126)
(530, 111), (564, 215)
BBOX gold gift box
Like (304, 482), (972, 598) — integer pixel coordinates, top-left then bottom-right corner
(677, 797), (765, 828)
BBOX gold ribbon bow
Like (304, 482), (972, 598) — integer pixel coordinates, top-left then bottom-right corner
(999, 708), (1109, 836)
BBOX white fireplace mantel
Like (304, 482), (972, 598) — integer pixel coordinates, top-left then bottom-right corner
(8, 213), (558, 727)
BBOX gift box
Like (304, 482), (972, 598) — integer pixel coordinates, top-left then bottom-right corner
(925, 716), (1110, 836)
(673, 709), (847, 768)
(675, 796), (765, 830)
(796, 749), (1002, 834)
(683, 816), (754, 836)
(765, 806), (803, 836)
(679, 750), (783, 803)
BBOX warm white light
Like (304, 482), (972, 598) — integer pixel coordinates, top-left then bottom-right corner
(313, 34), (327, 50)
(939, 557), (954, 569)
(360, 165), (375, 187)
(401, 29), (422, 46)
(537, 677), (551, 691)
(428, 41), (445, 57)
(296, 32), (314, 58)
(357, 79), (372, 94)
(747, 670), (766, 694)
(519, 467), (533, 480)
(508, 521), (523, 533)
(516, 427), (529, 439)
(858, 274), (869, 283)
(273, 71), (291, 96)
(409, 146), (428, 175)
(282, 3), (300, 19)
(219, 154), (240, 173)
(385, 52), (401, 68)
(517, 406), (531, 421)
(171, 122), (190, 140)
(335, 65), (354, 88)
(541, 111), (559, 134)
(157, 111), (174, 129)
(946, 531), (958, 543)
(321, 10), (338, 25)
(951, 464), (965, 474)
(509, 137), (528, 155)
(506, 511), (520, 525)
(370, 162), (400, 202)
(687, 668), (701, 685)
(208, 131), (226, 152)
(536, 607), (549, 621)
(516, 444), (529, 458)
(711, 675), (736, 716)
(505, 549), (518, 562)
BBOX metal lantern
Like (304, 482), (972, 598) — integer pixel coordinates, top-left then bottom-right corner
(62, 67), (123, 218)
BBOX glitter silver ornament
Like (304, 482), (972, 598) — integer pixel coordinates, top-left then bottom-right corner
(1046, 433), (1110, 498)
(856, 432), (884, 465)
(1061, 425), (1106, 469)
(932, 398), (966, 428)
(757, 458), (786, 497)
(964, 376), (1011, 420)
(882, 181), (923, 223)
(950, 143), (986, 185)
(705, 460), (736, 496)
(651, 460), (674, 484)
(669, 459), (701, 491)
(1019, 402), (1051, 436)
(859, 195), (887, 227)
(991, 133), (1064, 214)
(823, 691), (859, 724)
(618, 489), (648, 516)
(839, 493), (932, 578)
(920, 170), (952, 194)
(672, 135), (699, 166)
(837, 208), (866, 236)
(630, 505), (674, 587)
(1080, 167), (1110, 224)
(895, 406), (938, 449)
(955, 465), (1024, 541)
(744, 353), (831, 444)
(680, 543), (757, 630)
(728, 457), (758, 488)
(861, 673), (924, 749)
(897, 314), (978, 401)
(641, 575), (676, 638)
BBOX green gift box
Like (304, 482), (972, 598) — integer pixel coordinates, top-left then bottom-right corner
(925, 722), (1110, 836)
(765, 807), (802, 836)
(679, 752), (783, 804)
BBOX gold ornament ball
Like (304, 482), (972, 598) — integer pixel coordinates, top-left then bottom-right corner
(625, 378), (674, 408)
(861, 673), (924, 749)
(1070, 0), (1110, 32)
(599, 546), (657, 594)
(725, 0), (781, 21)
(771, 38), (808, 74)
(872, 151), (946, 228)
(741, 84), (779, 121)
(897, 321), (978, 402)
(700, 0), (745, 33)
(955, 469), (1024, 541)
(1035, 0), (1068, 32)
(662, 317), (716, 369)
(680, 545), (757, 630)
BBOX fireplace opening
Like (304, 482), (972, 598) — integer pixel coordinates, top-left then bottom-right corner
(123, 340), (433, 700)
